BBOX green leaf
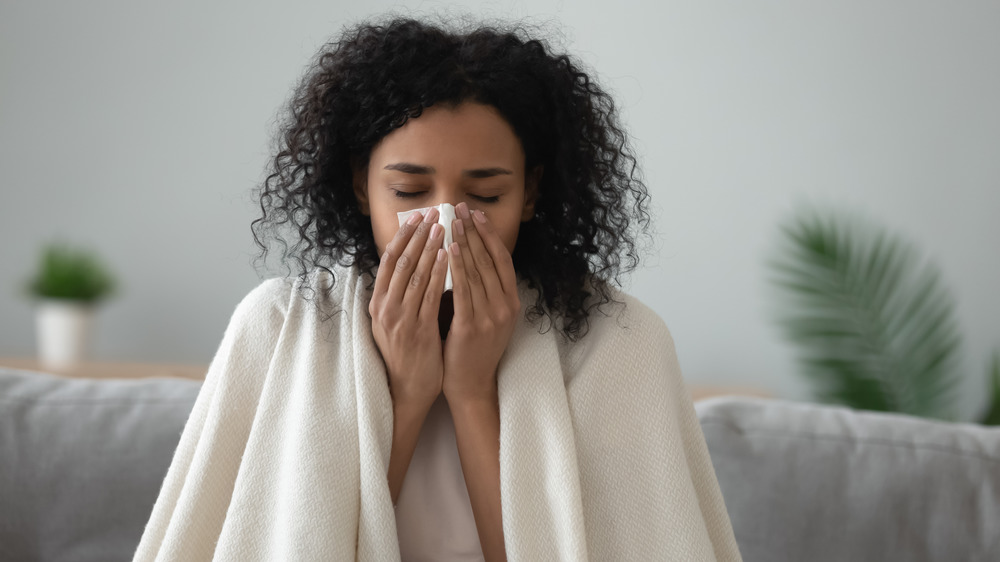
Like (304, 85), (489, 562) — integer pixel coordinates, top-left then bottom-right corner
(24, 242), (117, 302)
(769, 207), (960, 420)
(979, 351), (1000, 426)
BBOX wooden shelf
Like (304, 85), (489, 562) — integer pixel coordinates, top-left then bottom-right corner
(687, 384), (771, 402)
(0, 358), (207, 380)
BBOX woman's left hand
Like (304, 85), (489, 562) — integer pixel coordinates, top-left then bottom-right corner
(442, 202), (521, 405)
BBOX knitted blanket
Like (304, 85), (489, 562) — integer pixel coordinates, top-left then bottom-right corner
(133, 267), (742, 561)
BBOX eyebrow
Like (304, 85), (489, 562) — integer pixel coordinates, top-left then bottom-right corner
(383, 162), (513, 178)
(465, 167), (513, 179)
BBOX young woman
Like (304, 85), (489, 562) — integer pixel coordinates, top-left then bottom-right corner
(135, 17), (742, 562)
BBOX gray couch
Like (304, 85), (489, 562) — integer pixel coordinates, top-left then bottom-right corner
(1, 367), (997, 561)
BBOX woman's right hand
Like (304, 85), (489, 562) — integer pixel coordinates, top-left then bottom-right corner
(369, 207), (449, 409)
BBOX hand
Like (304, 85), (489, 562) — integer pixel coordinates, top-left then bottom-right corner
(442, 202), (521, 405)
(369, 207), (450, 409)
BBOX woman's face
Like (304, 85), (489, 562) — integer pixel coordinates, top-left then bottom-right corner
(355, 102), (539, 256)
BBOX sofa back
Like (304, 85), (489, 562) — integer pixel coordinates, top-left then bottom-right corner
(697, 396), (1000, 562)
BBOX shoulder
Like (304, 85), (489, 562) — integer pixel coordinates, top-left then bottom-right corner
(228, 277), (296, 329)
(558, 286), (678, 376)
(584, 288), (673, 348)
(229, 266), (361, 326)
(237, 276), (295, 312)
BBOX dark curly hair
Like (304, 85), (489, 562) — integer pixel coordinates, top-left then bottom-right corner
(251, 16), (650, 340)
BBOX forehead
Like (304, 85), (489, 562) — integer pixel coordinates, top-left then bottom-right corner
(370, 103), (525, 170)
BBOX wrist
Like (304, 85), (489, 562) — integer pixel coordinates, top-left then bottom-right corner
(442, 364), (499, 403)
(387, 369), (442, 411)
(392, 390), (438, 415)
(444, 386), (499, 414)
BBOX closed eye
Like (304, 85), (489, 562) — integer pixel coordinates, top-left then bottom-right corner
(391, 189), (498, 203)
(392, 190), (425, 199)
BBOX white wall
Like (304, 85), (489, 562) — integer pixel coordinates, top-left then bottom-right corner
(2, 0), (997, 420)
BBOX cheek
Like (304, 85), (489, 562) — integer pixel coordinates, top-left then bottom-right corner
(475, 206), (523, 255)
(371, 212), (398, 256)
(497, 220), (521, 255)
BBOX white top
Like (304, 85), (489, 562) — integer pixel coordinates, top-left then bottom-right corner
(395, 393), (485, 561)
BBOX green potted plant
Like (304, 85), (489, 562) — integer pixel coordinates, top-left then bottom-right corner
(25, 242), (117, 368)
(768, 207), (999, 425)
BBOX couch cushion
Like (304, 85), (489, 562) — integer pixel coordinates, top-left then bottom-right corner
(696, 396), (1000, 562)
(0, 368), (200, 562)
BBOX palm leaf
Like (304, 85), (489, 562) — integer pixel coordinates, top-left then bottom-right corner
(979, 351), (1000, 425)
(769, 208), (961, 420)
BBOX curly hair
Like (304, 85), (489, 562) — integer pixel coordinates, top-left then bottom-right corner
(251, 16), (650, 340)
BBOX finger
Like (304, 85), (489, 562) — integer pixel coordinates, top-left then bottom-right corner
(387, 207), (439, 303)
(448, 241), (474, 322)
(403, 222), (445, 311)
(459, 206), (505, 301)
(418, 247), (449, 322)
(453, 204), (490, 312)
(374, 211), (422, 299)
(471, 208), (517, 296)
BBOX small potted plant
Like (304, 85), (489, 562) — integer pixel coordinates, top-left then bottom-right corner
(25, 243), (117, 368)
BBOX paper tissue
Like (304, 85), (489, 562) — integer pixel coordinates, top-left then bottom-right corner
(396, 203), (457, 292)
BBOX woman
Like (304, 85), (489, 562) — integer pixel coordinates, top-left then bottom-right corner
(134, 17), (742, 562)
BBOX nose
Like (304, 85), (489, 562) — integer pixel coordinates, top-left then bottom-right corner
(430, 195), (460, 209)
(427, 199), (461, 215)
(429, 183), (464, 210)
(434, 201), (460, 223)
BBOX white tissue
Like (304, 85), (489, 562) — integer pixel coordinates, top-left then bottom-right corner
(396, 203), (457, 292)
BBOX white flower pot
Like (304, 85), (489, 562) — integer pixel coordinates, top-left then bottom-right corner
(35, 300), (95, 368)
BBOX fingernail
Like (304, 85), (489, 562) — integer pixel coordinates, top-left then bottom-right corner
(406, 213), (421, 225)
(473, 209), (486, 224)
(430, 223), (443, 239)
(449, 242), (460, 256)
(423, 208), (439, 223)
(454, 218), (465, 236)
(457, 202), (471, 219)
(437, 248), (446, 262)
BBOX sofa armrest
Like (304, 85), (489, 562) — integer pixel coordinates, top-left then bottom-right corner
(696, 397), (1000, 562)
(0, 369), (200, 562)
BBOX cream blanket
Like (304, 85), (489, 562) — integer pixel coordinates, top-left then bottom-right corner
(133, 266), (742, 561)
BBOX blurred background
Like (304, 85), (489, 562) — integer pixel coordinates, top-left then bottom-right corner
(1, 0), (997, 420)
